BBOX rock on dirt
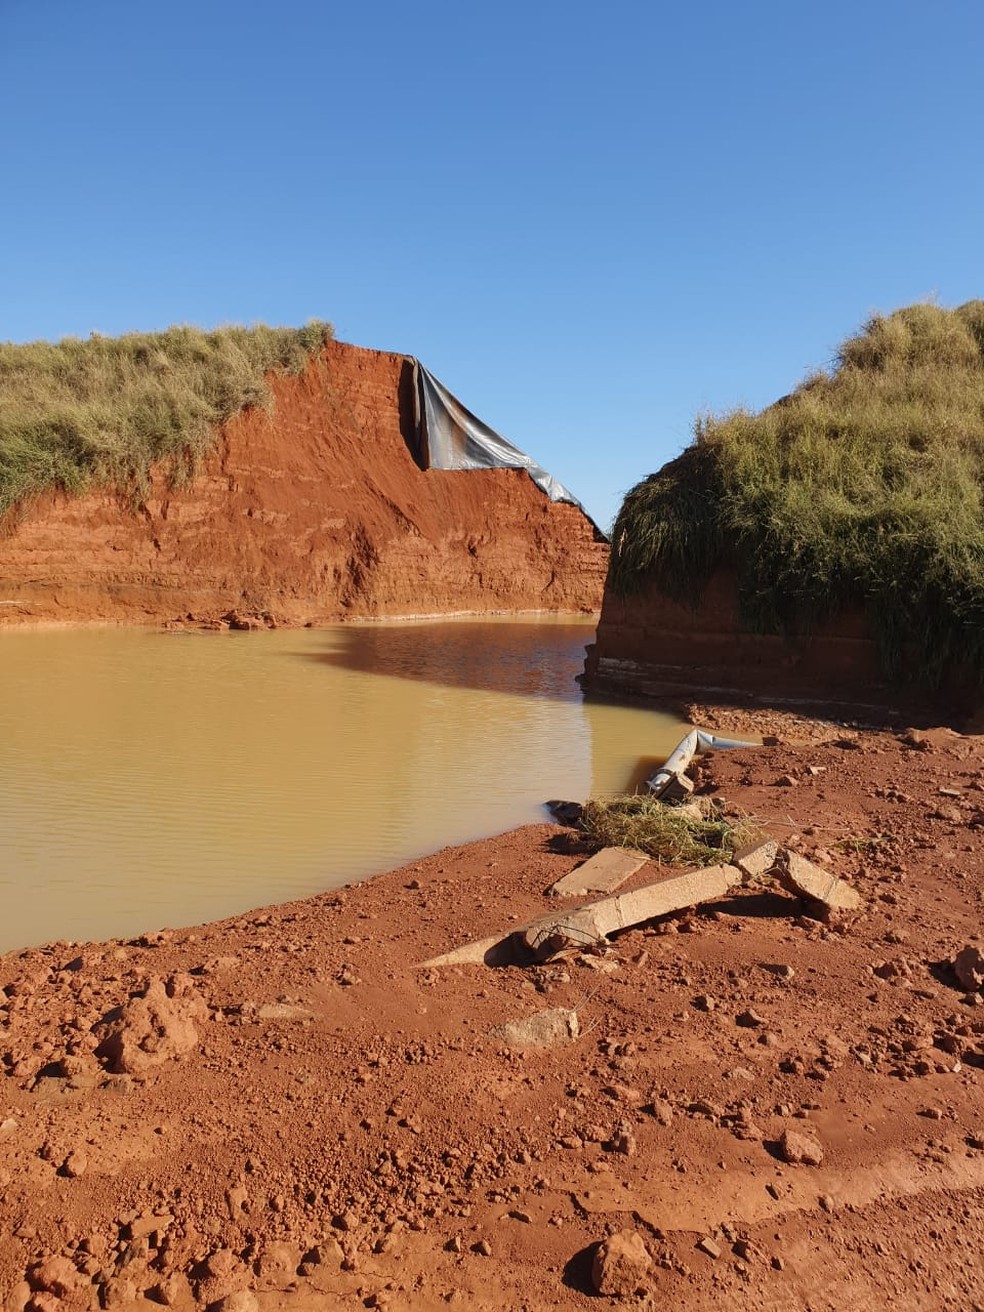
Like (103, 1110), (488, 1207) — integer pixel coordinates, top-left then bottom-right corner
(95, 975), (208, 1074)
(492, 1008), (579, 1050)
(953, 945), (984, 992)
(779, 1127), (824, 1166)
(592, 1230), (652, 1297)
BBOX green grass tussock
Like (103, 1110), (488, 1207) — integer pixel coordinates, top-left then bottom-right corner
(0, 320), (333, 517)
(609, 300), (984, 687)
(579, 794), (759, 866)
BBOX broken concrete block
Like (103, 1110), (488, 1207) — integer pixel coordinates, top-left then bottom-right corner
(492, 1008), (579, 1050)
(524, 865), (741, 957)
(419, 934), (516, 969)
(660, 773), (696, 802)
(776, 851), (862, 911)
(549, 847), (649, 898)
(732, 838), (780, 880)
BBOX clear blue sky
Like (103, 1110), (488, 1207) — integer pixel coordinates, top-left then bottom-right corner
(2, 0), (982, 531)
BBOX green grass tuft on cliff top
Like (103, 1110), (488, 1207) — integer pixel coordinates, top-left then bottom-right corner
(609, 300), (984, 687)
(0, 320), (334, 518)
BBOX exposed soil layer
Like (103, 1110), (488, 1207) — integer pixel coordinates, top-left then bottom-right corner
(3, 715), (984, 1310)
(583, 574), (977, 719)
(0, 342), (607, 627)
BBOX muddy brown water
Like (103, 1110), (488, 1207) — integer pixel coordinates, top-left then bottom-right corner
(0, 619), (693, 953)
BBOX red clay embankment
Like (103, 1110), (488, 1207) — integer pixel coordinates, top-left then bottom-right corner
(0, 341), (607, 626)
(582, 571), (978, 719)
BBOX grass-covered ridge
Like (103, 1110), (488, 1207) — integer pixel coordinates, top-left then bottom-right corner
(610, 300), (984, 686)
(0, 321), (333, 517)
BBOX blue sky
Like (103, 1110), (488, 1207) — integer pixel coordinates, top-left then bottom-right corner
(2, 1), (982, 531)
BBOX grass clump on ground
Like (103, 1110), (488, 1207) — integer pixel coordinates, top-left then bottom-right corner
(579, 794), (759, 866)
(0, 320), (333, 518)
(609, 300), (984, 687)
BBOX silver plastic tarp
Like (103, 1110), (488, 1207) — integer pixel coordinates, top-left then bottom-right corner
(411, 359), (603, 534)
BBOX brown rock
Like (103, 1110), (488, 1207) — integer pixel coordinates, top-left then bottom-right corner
(953, 945), (984, 992)
(779, 1127), (824, 1166)
(26, 1257), (86, 1299)
(492, 1008), (579, 1050)
(592, 1230), (652, 1297)
(210, 1294), (258, 1312)
(96, 976), (208, 1074)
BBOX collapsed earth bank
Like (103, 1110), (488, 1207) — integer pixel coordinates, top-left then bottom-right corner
(0, 341), (607, 626)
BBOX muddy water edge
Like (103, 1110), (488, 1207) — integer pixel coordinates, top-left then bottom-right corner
(0, 618), (692, 953)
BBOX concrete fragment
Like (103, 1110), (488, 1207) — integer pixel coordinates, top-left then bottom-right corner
(592, 1230), (652, 1297)
(524, 865), (742, 957)
(953, 945), (984, 992)
(549, 847), (649, 898)
(776, 850), (862, 911)
(732, 838), (780, 880)
(661, 773), (696, 802)
(419, 933), (516, 969)
(492, 1008), (579, 1050)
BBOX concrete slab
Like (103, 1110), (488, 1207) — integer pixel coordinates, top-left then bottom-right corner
(524, 865), (741, 957)
(732, 839), (780, 880)
(777, 850), (862, 911)
(549, 847), (650, 898)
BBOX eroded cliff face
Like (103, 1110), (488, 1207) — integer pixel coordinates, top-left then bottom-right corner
(0, 341), (607, 625)
(582, 572), (926, 714)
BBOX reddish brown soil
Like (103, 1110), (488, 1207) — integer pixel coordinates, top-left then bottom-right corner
(0, 341), (607, 628)
(3, 715), (984, 1310)
(583, 573), (978, 718)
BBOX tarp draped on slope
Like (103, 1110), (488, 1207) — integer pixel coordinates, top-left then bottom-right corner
(411, 360), (604, 535)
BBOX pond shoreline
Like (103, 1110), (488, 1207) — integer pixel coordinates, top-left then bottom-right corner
(3, 712), (983, 1309)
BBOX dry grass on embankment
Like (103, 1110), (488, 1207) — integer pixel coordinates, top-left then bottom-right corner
(0, 321), (333, 518)
(609, 300), (984, 689)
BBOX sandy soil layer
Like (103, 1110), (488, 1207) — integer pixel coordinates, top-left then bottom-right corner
(0, 341), (607, 628)
(3, 719), (984, 1310)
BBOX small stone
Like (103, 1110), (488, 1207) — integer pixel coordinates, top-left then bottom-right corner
(736, 1009), (764, 1028)
(211, 1294), (258, 1312)
(648, 1099), (673, 1126)
(62, 1151), (88, 1178)
(592, 1230), (652, 1297)
(474, 1239), (492, 1257)
(779, 1128), (823, 1166)
(697, 1236), (722, 1260)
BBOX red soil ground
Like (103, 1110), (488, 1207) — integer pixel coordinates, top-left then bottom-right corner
(0, 341), (607, 627)
(3, 708), (984, 1311)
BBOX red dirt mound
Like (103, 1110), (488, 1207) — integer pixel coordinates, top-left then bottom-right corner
(0, 341), (607, 626)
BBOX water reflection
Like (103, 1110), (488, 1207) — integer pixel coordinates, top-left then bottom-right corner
(301, 619), (593, 700)
(0, 622), (691, 953)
